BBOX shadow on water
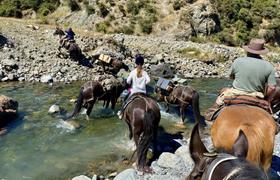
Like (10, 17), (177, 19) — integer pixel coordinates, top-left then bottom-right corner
(2, 111), (25, 135)
(148, 125), (183, 164)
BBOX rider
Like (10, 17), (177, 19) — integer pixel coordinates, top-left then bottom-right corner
(117, 54), (151, 119)
(205, 38), (276, 121)
(61, 27), (76, 48)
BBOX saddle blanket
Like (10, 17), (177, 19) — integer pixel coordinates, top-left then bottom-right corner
(99, 54), (112, 64)
(224, 95), (271, 113)
(211, 95), (271, 121)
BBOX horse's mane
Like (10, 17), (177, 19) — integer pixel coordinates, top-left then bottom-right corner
(228, 159), (268, 180)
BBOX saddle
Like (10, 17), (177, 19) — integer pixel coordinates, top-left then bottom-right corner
(210, 95), (271, 121)
(224, 95), (271, 113)
(122, 93), (146, 112)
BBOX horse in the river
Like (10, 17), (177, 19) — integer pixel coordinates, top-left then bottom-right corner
(66, 79), (126, 120)
(187, 123), (268, 180)
(155, 82), (203, 125)
(122, 94), (160, 172)
(92, 54), (129, 75)
(211, 105), (277, 172)
(53, 27), (83, 61)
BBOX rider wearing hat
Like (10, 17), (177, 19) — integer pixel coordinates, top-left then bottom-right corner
(205, 39), (276, 121)
(117, 54), (151, 119)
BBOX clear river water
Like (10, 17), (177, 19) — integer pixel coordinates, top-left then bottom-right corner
(0, 78), (230, 180)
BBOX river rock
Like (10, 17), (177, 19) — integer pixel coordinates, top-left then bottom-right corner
(0, 95), (18, 128)
(113, 168), (138, 180)
(48, 104), (60, 114)
(72, 175), (91, 180)
(40, 74), (53, 83)
(157, 152), (186, 170)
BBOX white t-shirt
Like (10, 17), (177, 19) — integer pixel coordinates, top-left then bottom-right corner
(127, 69), (150, 95)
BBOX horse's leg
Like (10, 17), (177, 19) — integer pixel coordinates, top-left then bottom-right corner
(166, 104), (170, 113)
(105, 99), (110, 108)
(111, 97), (116, 110)
(86, 99), (96, 120)
(179, 105), (186, 124)
(126, 121), (133, 139)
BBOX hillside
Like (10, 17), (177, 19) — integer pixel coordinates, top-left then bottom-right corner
(1, 0), (280, 46)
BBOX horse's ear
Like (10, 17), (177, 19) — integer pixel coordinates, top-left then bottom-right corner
(232, 130), (248, 158)
(189, 123), (208, 163)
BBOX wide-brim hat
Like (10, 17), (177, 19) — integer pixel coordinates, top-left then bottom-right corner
(242, 39), (269, 55)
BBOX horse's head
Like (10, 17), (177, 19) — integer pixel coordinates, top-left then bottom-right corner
(122, 63), (129, 71)
(154, 85), (174, 102)
(187, 123), (266, 180)
(53, 27), (65, 37)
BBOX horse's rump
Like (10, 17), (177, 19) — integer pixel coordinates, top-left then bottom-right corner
(211, 105), (276, 171)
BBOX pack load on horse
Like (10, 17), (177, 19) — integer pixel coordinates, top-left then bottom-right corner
(187, 123), (268, 180)
(204, 39), (277, 171)
(53, 27), (82, 61)
(155, 77), (203, 125)
(66, 75), (126, 120)
(92, 53), (129, 75)
(121, 93), (160, 172)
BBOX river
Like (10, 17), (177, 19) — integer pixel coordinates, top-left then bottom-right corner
(0, 78), (230, 179)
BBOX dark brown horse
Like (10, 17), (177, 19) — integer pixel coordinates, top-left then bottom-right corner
(155, 84), (203, 125)
(187, 123), (268, 180)
(92, 54), (129, 75)
(122, 94), (160, 172)
(53, 27), (83, 61)
(211, 105), (277, 172)
(66, 79), (126, 120)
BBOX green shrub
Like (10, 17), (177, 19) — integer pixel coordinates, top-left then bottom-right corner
(173, 0), (184, 11)
(37, 2), (56, 16)
(67, 0), (80, 11)
(139, 17), (154, 34)
(117, 24), (135, 34)
(95, 21), (109, 33)
(98, 2), (109, 17)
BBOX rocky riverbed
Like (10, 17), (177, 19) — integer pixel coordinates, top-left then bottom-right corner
(1, 18), (280, 84)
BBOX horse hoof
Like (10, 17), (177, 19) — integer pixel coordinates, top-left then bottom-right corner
(174, 122), (186, 128)
(139, 166), (154, 174)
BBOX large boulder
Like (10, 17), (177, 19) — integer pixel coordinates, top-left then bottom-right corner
(0, 95), (18, 128)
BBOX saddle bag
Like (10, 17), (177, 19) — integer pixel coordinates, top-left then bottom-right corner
(224, 95), (271, 113)
(156, 77), (172, 90)
(99, 54), (112, 64)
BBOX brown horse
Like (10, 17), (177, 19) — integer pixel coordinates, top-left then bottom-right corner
(66, 80), (126, 120)
(211, 105), (277, 172)
(92, 54), (129, 75)
(122, 94), (160, 172)
(155, 84), (203, 125)
(187, 123), (268, 180)
(53, 27), (83, 61)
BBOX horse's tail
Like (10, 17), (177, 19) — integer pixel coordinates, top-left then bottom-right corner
(192, 91), (205, 126)
(65, 88), (84, 120)
(239, 124), (264, 168)
(137, 108), (155, 168)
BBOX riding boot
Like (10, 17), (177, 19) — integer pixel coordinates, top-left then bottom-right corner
(204, 103), (221, 121)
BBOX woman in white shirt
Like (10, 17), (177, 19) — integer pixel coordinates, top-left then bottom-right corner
(127, 55), (150, 95)
(118, 55), (150, 119)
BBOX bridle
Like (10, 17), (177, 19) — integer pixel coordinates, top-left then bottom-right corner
(190, 153), (240, 180)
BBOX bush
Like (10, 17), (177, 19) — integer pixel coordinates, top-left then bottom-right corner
(67, 0), (80, 11)
(173, 0), (184, 11)
(37, 2), (56, 16)
(117, 24), (135, 34)
(139, 17), (154, 34)
(95, 21), (109, 33)
(98, 2), (109, 17)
